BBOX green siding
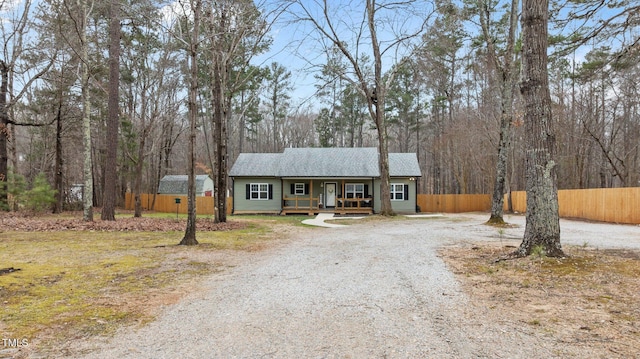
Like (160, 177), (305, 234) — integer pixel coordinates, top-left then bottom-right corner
(233, 177), (416, 214)
(233, 178), (282, 212)
(282, 179), (316, 208)
(373, 178), (417, 214)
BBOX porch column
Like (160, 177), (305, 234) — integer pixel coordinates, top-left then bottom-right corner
(341, 180), (345, 210)
(309, 181), (313, 209)
(371, 178), (375, 213)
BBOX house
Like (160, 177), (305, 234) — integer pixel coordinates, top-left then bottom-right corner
(229, 147), (421, 215)
(158, 175), (214, 197)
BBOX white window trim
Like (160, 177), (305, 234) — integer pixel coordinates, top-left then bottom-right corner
(294, 183), (305, 195)
(345, 183), (365, 198)
(250, 183), (269, 200)
(390, 183), (405, 201)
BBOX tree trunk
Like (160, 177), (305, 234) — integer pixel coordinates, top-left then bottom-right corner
(484, 0), (519, 225)
(80, 0), (93, 222)
(180, 0), (200, 246)
(0, 62), (8, 209)
(102, 0), (121, 221)
(213, 71), (228, 223)
(82, 75), (93, 221)
(488, 92), (513, 223)
(53, 97), (64, 213)
(516, 0), (564, 257)
(376, 105), (393, 216)
(133, 134), (145, 218)
(367, 0), (393, 216)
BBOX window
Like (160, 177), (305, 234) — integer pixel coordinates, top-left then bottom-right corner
(345, 183), (364, 198)
(390, 183), (405, 200)
(290, 183), (309, 195)
(250, 183), (269, 200)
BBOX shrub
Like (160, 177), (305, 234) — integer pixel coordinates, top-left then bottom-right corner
(1, 172), (57, 213)
(0, 171), (26, 211)
(23, 173), (57, 212)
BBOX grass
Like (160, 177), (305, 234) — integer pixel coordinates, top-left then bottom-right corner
(1, 232), (159, 340)
(0, 216), (288, 350)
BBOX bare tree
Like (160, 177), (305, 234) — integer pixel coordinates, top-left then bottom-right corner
(470, 0), (520, 224)
(516, 0), (564, 257)
(0, 0), (56, 209)
(180, 0), (201, 245)
(101, 0), (121, 221)
(552, 1), (640, 61)
(289, 0), (434, 215)
(78, 0), (94, 221)
(204, 0), (276, 223)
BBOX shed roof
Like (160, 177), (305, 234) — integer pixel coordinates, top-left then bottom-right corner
(158, 175), (212, 194)
(229, 148), (421, 178)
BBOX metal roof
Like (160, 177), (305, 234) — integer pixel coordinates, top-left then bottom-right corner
(229, 148), (421, 178)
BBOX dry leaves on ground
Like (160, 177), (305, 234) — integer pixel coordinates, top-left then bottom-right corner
(0, 213), (245, 232)
(440, 244), (640, 358)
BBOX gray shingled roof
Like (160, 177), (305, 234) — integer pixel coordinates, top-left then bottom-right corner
(279, 147), (379, 177)
(229, 153), (282, 177)
(158, 175), (211, 194)
(229, 148), (421, 178)
(389, 153), (422, 177)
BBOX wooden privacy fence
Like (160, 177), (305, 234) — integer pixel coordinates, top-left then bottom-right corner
(508, 188), (640, 224)
(419, 188), (640, 224)
(128, 189), (639, 224)
(417, 194), (491, 213)
(124, 193), (233, 216)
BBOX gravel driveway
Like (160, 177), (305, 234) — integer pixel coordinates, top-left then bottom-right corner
(73, 214), (640, 358)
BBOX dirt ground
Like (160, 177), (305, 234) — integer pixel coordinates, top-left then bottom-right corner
(439, 240), (640, 358)
(2, 212), (640, 358)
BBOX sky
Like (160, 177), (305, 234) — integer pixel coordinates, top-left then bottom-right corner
(254, 0), (638, 110)
(3, 0), (635, 108)
(250, 0), (437, 109)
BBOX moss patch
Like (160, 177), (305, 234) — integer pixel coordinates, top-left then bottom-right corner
(0, 217), (293, 353)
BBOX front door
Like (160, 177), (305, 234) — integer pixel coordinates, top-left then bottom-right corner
(325, 183), (336, 207)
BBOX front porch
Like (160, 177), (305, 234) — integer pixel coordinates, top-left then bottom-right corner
(280, 178), (374, 216)
(281, 196), (373, 215)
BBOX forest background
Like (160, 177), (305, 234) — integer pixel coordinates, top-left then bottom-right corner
(0, 0), (637, 218)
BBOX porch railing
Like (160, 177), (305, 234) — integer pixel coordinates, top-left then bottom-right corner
(282, 196), (373, 212)
(283, 196), (320, 210)
(336, 197), (373, 210)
